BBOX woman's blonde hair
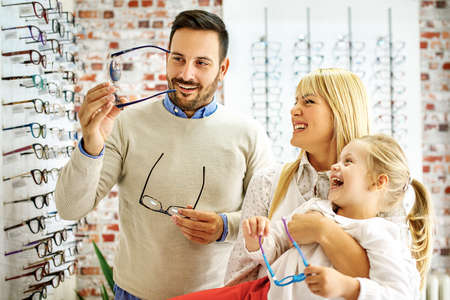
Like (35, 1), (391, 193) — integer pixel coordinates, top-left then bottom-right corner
(357, 134), (433, 290)
(268, 68), (370, 218)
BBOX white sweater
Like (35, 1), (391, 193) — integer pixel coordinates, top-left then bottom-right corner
(55, 100), (273, 299)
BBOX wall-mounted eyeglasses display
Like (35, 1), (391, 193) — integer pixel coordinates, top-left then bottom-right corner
(3, 215), (53, 234)
(3, 122), (47, 138)
(3, 143), (54, 160)
(370, 8), (408, 148)
(4, 263), (50, 282)
(48, 127), (79, 141)
(50, 19), (65, 38)
(23, 285), (49, 300)
(22, 286), (48, 300)
(1, 2), (80, 298)
(3, 98), (50, 114)
(2, 74), (46, 89)
(25, 250), (66, 270)
(4, 238), (53, 258)
(45, 70), (77, 83)
(3, 191), (54, 209)
(2, 167), (61, 185)
(2, 49), (47, 68)
(2, 1), (49, 24)
(33, 38), (64, 56)
(46, 0), (63, 16)
(2, 25), (47, 45)
(26, 228), (70, 247)
(249, 8), (286, 157)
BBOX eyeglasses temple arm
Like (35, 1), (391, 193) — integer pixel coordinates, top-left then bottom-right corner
(282, 217), (309, 267)
(3, 222), (25, 231)
(2, 198), (30, 204)
(115, 89), (175, 108)
(192, 166), (205, 210)
(258, 235), (277, 279)
(111, 45), (170, 57)
(2, 171), (31, 182)
(1, 2), (29, 6)
(3, 144), (33, 156)
(138, 153), (164, 203)
(2, 50), (31, 56)
(3, 99), (35, 106)
(3, 123), (31, 131)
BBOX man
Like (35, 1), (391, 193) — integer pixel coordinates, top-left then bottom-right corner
(55, 10), (273, 299)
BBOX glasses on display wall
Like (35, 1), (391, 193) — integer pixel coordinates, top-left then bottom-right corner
(1, 1), (80, 298)
(370, 8), (408, 148)
(1, 1), (49, 23)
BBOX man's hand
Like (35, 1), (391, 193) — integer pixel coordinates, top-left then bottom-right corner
(78, 82), (127, 155)
(305, 265), (360, 300)
(171, 206), (224, 244)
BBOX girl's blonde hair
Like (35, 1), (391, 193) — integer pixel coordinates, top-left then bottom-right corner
(357, 134), (433, 290)
(268, 68), (370, 219)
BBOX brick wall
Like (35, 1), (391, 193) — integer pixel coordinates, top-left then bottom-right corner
(73, 0), (223, 298)
(420, 0), (450, 274)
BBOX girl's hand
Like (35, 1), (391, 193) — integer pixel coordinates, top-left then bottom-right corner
(242, 216), (270, 252)
(305, 265), (360, 300)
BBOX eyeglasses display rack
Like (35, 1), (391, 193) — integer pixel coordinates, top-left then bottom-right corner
(250, 7), (285, 158)
(0, 1), (83, 299)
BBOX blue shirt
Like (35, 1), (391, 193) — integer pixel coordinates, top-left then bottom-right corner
(78, 94), (228, 242)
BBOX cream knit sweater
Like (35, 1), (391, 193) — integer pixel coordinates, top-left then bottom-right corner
(55, 100), (273, 299)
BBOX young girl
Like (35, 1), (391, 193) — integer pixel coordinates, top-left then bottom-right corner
(169, 134), (432, 300)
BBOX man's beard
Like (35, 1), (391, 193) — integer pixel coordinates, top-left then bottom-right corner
(167, 71), (220, 112)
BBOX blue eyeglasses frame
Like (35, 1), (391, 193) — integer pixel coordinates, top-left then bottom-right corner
(259, 217), (309, 286)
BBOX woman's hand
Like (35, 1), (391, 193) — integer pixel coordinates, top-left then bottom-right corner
(305, 265), (360, 300)
(290, 212), (370, 278)
(287, 211), (330, 245)
(242, 216), (270, 252)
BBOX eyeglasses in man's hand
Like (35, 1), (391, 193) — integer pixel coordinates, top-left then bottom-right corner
(139, 153), (205, 216)
(108, 45), (175, 108)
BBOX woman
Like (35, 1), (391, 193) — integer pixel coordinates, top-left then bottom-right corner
(225, 68), (373, 285)
(169, 135), (427, 300)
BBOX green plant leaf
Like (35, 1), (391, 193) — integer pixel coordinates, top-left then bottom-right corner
(101, 284), (110, 300)
(92, 241), (115, 294)
(75, 290), (85, 300)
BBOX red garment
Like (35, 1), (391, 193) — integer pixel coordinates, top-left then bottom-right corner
(169, 276), (270, 300)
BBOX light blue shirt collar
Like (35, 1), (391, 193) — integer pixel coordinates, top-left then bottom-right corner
(162, 94), (217, 119)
